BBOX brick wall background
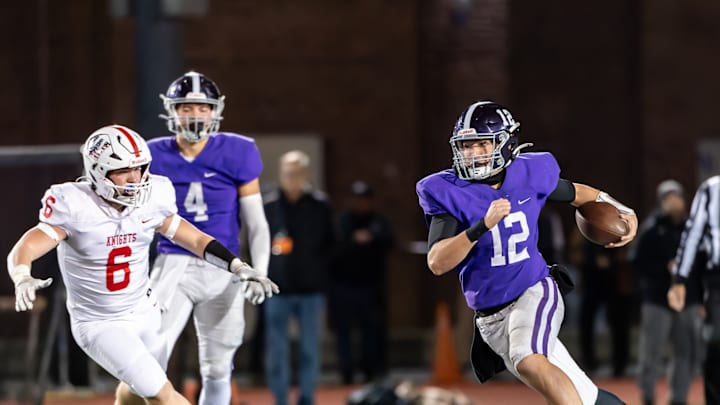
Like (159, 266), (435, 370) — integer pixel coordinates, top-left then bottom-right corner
(2, 0), (720, 328)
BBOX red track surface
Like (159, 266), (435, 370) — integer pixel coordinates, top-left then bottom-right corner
(0, 377), (705, 405)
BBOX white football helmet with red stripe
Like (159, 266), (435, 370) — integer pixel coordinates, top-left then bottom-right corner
(81, 125), (152, 207)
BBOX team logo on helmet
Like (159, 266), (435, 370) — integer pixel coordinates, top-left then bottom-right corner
(87, 136), (111, 161)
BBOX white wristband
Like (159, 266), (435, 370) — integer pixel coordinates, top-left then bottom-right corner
(8, 264), (31, 286)
(596, 191), (634, 215)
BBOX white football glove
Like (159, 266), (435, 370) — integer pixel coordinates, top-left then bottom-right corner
(14, 276), (53, 312)
(230, 258), (279, 304)
(244, 281), (269, 305)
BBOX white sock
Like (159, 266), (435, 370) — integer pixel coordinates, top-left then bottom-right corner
(198, 378), (231, 405)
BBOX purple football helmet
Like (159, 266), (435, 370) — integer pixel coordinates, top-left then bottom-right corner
(450, 101), (528, 180)
(159, 71), (225, 143)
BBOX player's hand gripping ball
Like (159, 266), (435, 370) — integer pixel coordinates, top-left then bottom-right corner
(575, 201), (629, 246)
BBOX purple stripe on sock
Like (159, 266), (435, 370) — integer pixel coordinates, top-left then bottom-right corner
(531, 279), (550, 354)
(542, 279), (559, 356)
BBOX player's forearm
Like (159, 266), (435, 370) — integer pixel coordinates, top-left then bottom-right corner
(572, 183), (635, 215)
(240, 193), (270, 276)
(9, 228), (60, 266)
(170, 218), (216, 257)
(570, 183), (600, 207)
(7, 228), (59, 283)
(247, 225), (270, 276)
(427, 233), (475, 275)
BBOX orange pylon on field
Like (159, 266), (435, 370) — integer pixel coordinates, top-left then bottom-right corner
(231, 381), (242, 405)
(431, 301), (464, 384)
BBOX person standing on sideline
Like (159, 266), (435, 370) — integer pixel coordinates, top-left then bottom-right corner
(632, 179), (703, 405)
(577, 238), (632, 377)
(416, 101), (636, 404)
(263, 150), (335, 405)
(329, 180), (394, 384)
(7, 125), (277, 405)
(148, 71), (272, 405)
(668, 175), (720, 405)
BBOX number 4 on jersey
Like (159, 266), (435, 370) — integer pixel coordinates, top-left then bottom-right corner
(184, 182), (208, 222)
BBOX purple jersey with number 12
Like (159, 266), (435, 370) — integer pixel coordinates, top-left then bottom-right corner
(148, 132), (263, 256)
(416, 152), (560, 310)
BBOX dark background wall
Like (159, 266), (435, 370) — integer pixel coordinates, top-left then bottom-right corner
(2, 0), (719, 328)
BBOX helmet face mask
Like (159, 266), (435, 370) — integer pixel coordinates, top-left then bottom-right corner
(82, 125), (152, 207)
(450, 101), (521, 181)
(160, 71), (225, 143)
(452, 130), (514, 180)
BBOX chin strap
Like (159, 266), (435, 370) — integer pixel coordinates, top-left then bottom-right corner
(510, 142), (534, 160)
(479, 170), (506, 186)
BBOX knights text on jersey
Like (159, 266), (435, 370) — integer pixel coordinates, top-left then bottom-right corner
(147, 132), (263, 256)
(38, 176), (177, 321)
(416, 152), (560, 310)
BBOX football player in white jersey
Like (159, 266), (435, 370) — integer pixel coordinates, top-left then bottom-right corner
(6, 125), (278, 405)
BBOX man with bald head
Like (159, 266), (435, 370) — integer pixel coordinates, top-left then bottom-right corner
(263, 150), (335, 405)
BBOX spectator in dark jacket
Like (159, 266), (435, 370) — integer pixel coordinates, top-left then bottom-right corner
(631, 179), (703, 405)
(263, 150), (335, 405)
(330, 180), (394, 384)
(578, 239), (634, 377)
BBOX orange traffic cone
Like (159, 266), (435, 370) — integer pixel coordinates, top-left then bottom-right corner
(230, 381), (242, 405)
(431, 301), (464, 384)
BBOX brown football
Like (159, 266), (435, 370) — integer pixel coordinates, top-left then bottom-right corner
(575, 201), (629, 245)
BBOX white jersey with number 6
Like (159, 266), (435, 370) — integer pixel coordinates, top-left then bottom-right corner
(38, 175), (177, 322)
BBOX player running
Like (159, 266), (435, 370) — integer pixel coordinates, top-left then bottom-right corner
(7, 125), (277, 405)
(416, 101), (636, 404)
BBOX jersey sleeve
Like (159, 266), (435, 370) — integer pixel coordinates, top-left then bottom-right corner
(227, 135), (263, 185)
(416, 176), (449, 224)
(675, 177), (715, 278)
(38, 185), (74, 235)
(529, 152), (561, 197)
(150, 175), (178, 218)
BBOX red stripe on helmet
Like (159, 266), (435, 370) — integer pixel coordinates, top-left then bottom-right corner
(113, 125), (141, 157)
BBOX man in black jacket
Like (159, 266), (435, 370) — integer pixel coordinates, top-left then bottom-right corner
(263, 150), (335, 405)
(632, 180), (703, 405)
(329, 181), (394, 384)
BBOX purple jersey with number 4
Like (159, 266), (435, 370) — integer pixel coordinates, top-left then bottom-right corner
(148, 132), (263, 256)
(416, 152), (560, 310)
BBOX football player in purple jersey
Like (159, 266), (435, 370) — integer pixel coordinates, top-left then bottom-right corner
(416, 101), (637, 404)
(147, 71), (272, 405)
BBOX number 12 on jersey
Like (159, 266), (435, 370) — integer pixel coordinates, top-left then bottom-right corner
(489, 211), (530, 266)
